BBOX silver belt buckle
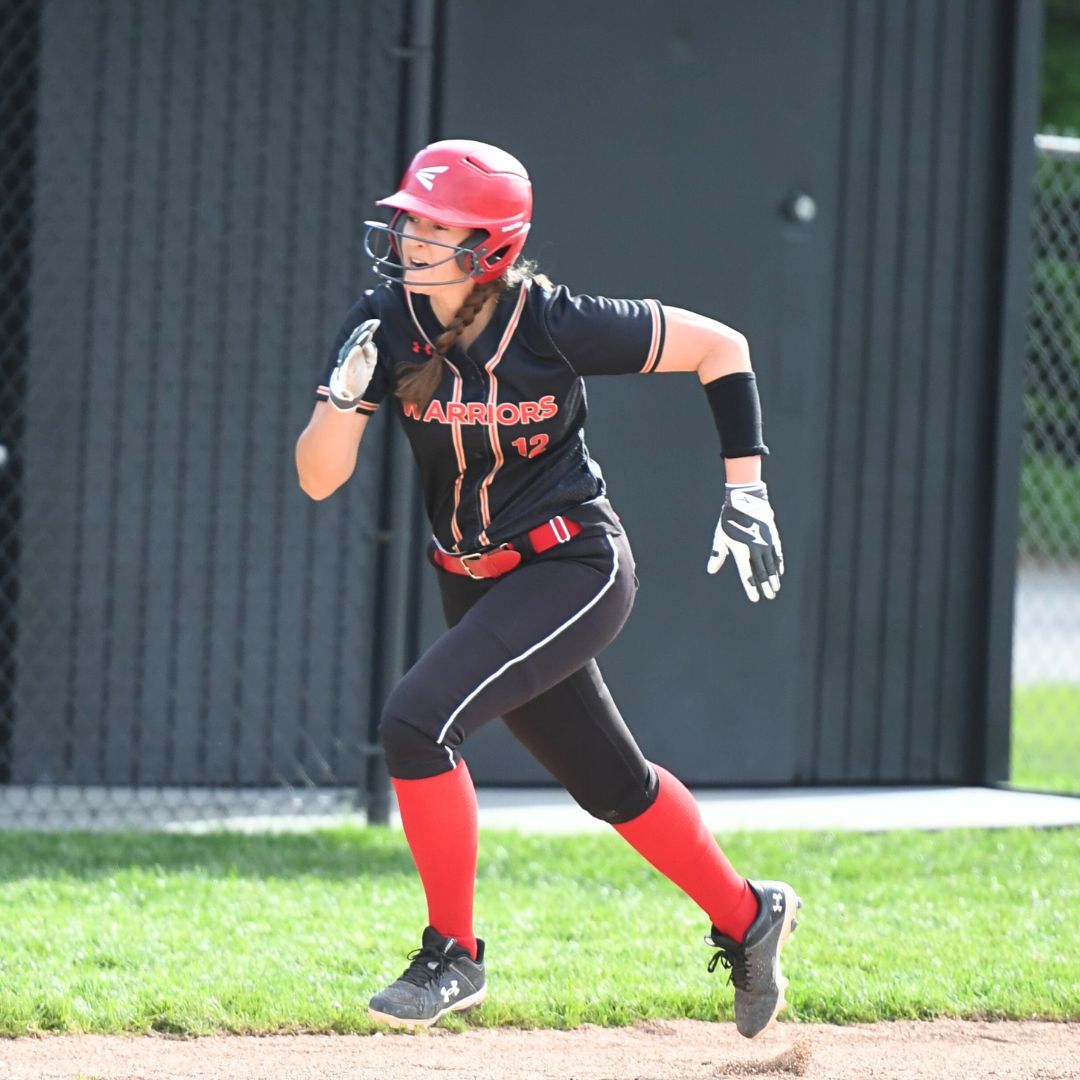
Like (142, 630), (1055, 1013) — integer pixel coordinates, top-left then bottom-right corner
(459, 552), (485, 580)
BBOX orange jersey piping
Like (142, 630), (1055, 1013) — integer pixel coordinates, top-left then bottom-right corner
(640, 298), (663, 373)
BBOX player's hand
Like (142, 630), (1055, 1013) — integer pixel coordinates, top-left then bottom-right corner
(328, 319), (381, 411)
(706, 482), (784, 603)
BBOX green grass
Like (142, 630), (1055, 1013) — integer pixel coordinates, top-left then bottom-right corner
(1011, 683), (1080, 793)
(0, 826), (1077, 1036)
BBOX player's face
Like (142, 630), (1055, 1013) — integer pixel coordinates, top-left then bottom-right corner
(399, 214), (474, 292)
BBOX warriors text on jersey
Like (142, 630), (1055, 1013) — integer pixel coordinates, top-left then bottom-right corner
(316, 279), (666, 554)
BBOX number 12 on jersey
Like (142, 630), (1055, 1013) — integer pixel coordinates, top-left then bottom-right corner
(511, 433), (549, 459)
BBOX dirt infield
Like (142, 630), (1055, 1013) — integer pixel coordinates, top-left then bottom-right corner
(1, 1019), (1076, 1080)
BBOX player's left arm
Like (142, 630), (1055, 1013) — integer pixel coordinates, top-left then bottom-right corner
(652, 305), (751, 379)
(654, 304), (784, 603)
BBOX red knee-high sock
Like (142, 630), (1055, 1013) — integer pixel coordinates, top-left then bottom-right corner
(391, 760), (479, 960)
(614, 764), (759, 941)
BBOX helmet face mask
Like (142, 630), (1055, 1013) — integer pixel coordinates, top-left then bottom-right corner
(363, 214), (500, 287)
(365, 139), (532, 286)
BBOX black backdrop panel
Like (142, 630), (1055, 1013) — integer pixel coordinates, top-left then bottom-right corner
(423, 0), (845, 786)
(5, 0), (1036, 792)
(12, 0), (404, 785)
(419, 0), (1034, 786)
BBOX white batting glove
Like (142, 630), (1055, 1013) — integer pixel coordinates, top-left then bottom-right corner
(327, 318), (381, 411)
(707, 482), (784, 603)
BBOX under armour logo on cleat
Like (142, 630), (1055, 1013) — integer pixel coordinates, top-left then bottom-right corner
(772, 892), (783, 913)
(440, 979), (460, 1003)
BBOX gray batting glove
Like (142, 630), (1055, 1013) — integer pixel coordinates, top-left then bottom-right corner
(328, 318), (381, 411)
(707, 481), (784, 603)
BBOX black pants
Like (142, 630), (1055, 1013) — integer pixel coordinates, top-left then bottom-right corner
(380, 530), (658, 824)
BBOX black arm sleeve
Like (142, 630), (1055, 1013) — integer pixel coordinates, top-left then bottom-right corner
(704, 371), (769, 458)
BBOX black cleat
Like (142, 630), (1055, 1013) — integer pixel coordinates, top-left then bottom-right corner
(706, 880), (802, 1039)
(368, 926), (486, 1029)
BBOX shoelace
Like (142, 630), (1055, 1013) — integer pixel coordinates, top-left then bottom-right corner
(707, 941), (750, 990)
(397, 945), (452, 989)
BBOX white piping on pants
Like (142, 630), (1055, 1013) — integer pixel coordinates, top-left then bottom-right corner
(437, 535), (620, 757)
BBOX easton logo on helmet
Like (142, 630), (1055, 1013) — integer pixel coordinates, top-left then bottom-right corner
(415, 166), (449, 191)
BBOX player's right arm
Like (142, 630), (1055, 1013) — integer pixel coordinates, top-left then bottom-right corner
(295, 404), (370, 500)
(296, 316), (383, 500)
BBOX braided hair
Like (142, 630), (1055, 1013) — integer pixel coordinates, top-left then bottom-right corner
(394, 278), (506, 410)
(394, 263), (549, 411)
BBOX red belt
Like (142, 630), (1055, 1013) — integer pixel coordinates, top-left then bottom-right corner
(433, 515), (583, 580)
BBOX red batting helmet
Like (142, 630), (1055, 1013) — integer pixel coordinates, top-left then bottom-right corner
(363, 139), (533, 285)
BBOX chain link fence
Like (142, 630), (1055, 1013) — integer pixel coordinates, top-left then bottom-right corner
(0, 0), (37, 799)
(0, 0), (408, 830)
(1010, 132), (1080, 795)
(1, 5), (1075, 828)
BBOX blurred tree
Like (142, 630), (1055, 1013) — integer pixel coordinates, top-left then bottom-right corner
(1042, 0), (1080, 131)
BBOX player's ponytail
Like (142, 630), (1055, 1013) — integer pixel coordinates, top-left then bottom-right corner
(395, 276), (508, 410)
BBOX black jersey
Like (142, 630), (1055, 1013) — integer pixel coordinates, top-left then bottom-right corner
(316, 279), (666, 554)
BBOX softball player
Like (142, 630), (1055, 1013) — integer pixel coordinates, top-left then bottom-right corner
(295, 140), (800, 1039)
